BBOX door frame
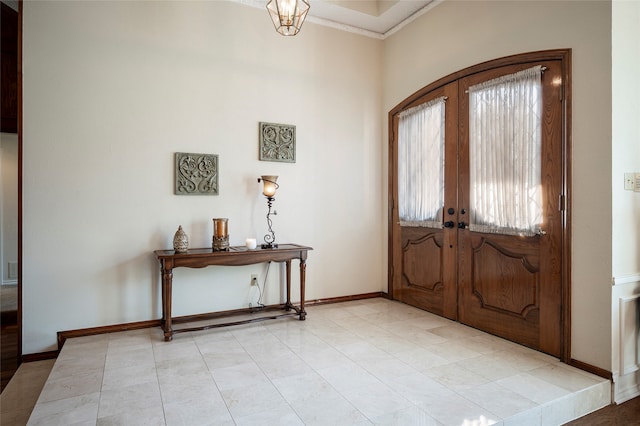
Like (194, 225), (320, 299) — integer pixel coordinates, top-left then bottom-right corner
(17, 0), (22, 365)
(387, 49), (572, 363)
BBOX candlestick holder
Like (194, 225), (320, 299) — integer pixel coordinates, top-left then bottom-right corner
(212, 218), (229, 251)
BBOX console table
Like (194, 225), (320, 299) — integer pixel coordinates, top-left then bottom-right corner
(154, 243), (312, 341)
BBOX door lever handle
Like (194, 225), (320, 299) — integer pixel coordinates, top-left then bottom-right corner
(458, 221), (468, 229)
(444, 221), (455, 228)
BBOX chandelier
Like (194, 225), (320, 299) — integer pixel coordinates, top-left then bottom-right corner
(266, 0), (310, 36)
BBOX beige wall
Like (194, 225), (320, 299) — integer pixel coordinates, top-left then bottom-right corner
(22, 1), (383, 354)
(382, 1), (612, 370)
(612, 0), (640, 279)
(611, 0), (640, 402)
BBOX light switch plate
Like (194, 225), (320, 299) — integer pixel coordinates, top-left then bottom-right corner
(624, 173), (634, 190)
(635, 173), (640, 192)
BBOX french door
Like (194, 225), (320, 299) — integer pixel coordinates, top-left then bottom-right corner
(388, 51), (570, 358)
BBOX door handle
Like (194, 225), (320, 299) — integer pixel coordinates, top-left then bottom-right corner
(458, 221), (468, 229)
(444, 221), (455, 228)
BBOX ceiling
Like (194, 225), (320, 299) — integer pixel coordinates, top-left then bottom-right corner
(239, 0), (441, 39)
(2, 0), (439, 39)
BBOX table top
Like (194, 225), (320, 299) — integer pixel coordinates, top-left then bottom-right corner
(155, 243), (312, 257)
(154, 243), (313, 267)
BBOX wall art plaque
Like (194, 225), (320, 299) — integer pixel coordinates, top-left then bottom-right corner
(174, 152), (219, 195)
(259, 122), (296, 163)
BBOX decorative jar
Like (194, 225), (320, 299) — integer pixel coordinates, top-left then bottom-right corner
(173, 225), (188, 253)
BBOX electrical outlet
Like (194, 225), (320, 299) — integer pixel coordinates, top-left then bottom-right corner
(624, 173), (634, 191)
(625, 172), (640, 192)
(250, 274), (259, 286)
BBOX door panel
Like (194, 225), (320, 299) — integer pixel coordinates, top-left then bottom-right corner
(458, 233), (541, 349)
(471, 237), (539, 318)
(399, 228), (445, 315)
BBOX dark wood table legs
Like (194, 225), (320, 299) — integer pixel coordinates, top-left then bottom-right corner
(161, 265), (173, 342)
(299, 259), (307, 320)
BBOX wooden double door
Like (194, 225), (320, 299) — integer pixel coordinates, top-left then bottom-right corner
(389, 51), (570, 358)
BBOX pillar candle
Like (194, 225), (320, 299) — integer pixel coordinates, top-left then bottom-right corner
(213, 218), (228, 237)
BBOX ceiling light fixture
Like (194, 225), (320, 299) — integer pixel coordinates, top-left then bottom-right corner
(266, 0), (310, 36)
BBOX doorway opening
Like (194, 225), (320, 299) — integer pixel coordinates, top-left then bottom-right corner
(1, 0), (21, 392)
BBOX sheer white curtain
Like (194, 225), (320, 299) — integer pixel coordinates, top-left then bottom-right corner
(398, 97), (446, 228)
(468, 65), (543, 236)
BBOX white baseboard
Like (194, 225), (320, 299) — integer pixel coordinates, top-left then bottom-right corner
(613, 289), (640, 403)
(613, 370), (640, 404)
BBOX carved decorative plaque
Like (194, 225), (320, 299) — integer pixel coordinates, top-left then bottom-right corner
(259, 122), (296, 163)
(174, 152), (219, 195)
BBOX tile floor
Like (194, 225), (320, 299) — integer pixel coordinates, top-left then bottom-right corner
(5, 298), (611, 425)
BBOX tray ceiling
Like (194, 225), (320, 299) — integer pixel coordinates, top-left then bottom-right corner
(238, 0), (441, 38)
